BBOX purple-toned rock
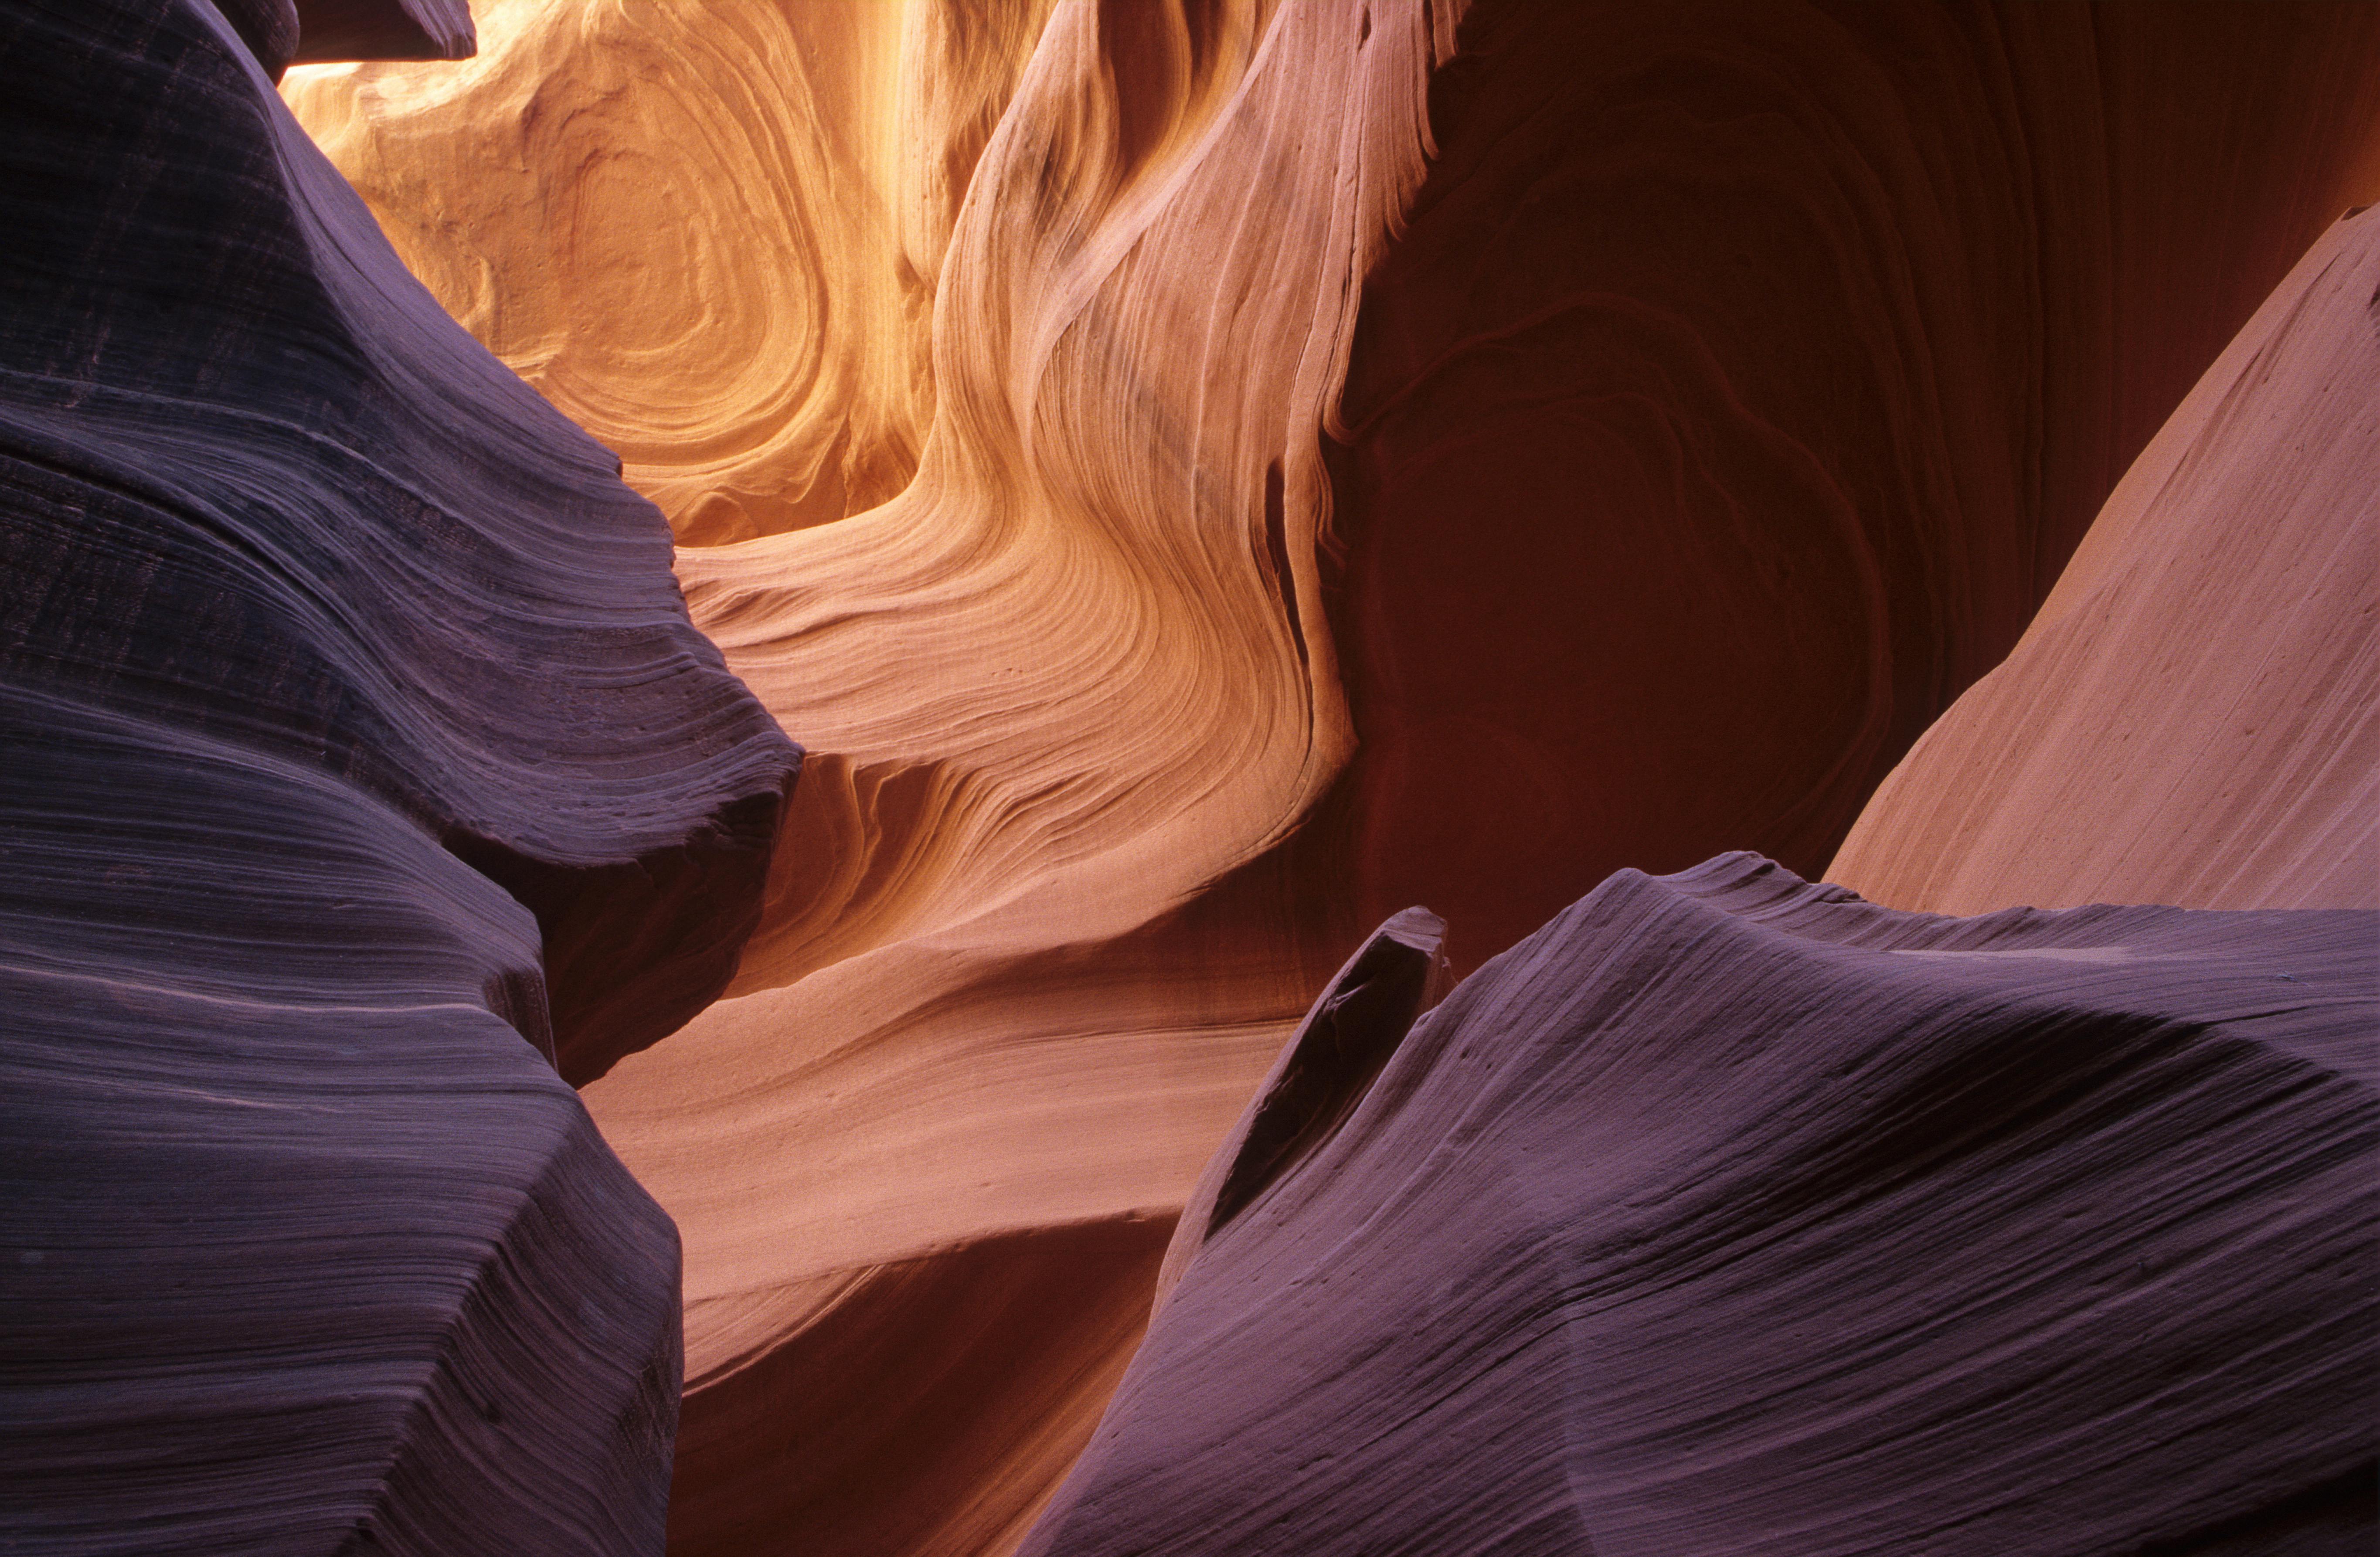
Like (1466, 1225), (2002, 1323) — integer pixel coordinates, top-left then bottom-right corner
(1025, 855), (2378, 1557)
(0, 1), (796, 1550)
(0, 0), (796, 1085)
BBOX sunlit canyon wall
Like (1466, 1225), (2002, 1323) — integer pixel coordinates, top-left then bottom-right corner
(0, 0), (2370, 1553)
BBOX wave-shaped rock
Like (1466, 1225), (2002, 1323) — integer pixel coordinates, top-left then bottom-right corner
(282, 0), (1055, 544)
(0, 692), (684, 1554)
(0, 1), (798, 1549)
(1831, 206), (2379, 914)
(279, 3), (2380, 1547)
(1318, 0), (2380, 971)
(5, 0), (798, 1086)
(1026, 856), (2380, 1556)
(574, 4), (1465, 1543)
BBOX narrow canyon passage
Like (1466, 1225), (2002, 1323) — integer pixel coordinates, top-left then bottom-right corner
(0, 1), (2371, 1554)
(283, 4), (2377, 1545)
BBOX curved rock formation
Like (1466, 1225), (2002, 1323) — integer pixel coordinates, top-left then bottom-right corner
(1, 1), (796, 1548)
(0, 696), (685, 1554)
(283, 0), (1058, 545)
(280, 3), (2380, 1548)
(10, 0), (796, 1086)
(1318, 0), (2380, 971)
(1830, 207), (2380, 914)
(568, 6), (1468, 1545)
(1027, 857), (2380, 1557)
(1153, 905), (1450, 1311)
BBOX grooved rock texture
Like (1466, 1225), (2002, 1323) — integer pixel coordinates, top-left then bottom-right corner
(9, 0), (799, 1088)
(1318, 0), (2380, 972)
(0, 0), (797, 1550)
(283, 0), (1056, 545)
(1830, 207), (2380, 914)
(569, 6), (1471, 1546)
(281, 3), (2380, 1550)
(1026, 857), (2380, 1557)
(1153, 906), (1450, 1311)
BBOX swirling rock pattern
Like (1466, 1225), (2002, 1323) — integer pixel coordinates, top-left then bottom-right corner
(1831, 207), (2380, 914)
(282, 3), (2380, 1549)
(574, 6), (1469, 1547)
(0, 0), (796, 1549)
(1026, 856), (2380, 1557)
(1317, 0), (2380, 971)
(283, 0), (1059, 545)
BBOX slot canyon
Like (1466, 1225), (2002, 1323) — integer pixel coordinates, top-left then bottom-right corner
(2, 1), (2373, 1554)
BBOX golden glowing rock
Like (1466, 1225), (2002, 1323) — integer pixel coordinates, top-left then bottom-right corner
(300, 1), (1462, 1547)
(285, 0), (1061, 543)
(283, 1), (2380, 1550)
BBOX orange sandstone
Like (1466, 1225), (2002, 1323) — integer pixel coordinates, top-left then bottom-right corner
(279, 2), (2380, 1551)
(300, 1), (1469, 1548)
(1829, 207), (2380, 913)
(283, 0), (1058, 543)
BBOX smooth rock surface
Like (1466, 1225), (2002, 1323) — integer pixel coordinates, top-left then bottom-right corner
(557, 3), (1467, 1546)
(1318, 0), (2380, 971)
(1027, 856), (2380, 1557)
(0, 1), (796, 1549)
(1831, 206), (2380, 914)
(0, 690), (685, 1555)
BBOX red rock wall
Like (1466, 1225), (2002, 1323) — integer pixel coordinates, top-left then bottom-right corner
(246, 2), (2380, 1552)
(1317, 0), (2380, 971)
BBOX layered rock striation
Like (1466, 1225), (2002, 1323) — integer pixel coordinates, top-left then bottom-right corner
(1027, 857), (2380, 1556)
(1831, 207), (2380, 914)
(279, 3), (2380, 1548)
(283, 0), (1057, 545)
(0, 1), (796, 1549)
(572, 6), (1472, 1547)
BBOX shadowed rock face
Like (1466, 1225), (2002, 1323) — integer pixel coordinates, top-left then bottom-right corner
(1026, 857), (2380, 1557)
(292, 0), (473, 67)
(222, 0), (471, 81)
(0, 698), (687, 1553)
(666, 1214), (1176, 1557)
(1156, 906), (1451, 1309)
(0, 1), (796, 1549)
(9, 0), (2373, 1550)
(286, 3), (1476, 1544)
(2, 0), (798, 1087)
(1319, 0), (2380, 972)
